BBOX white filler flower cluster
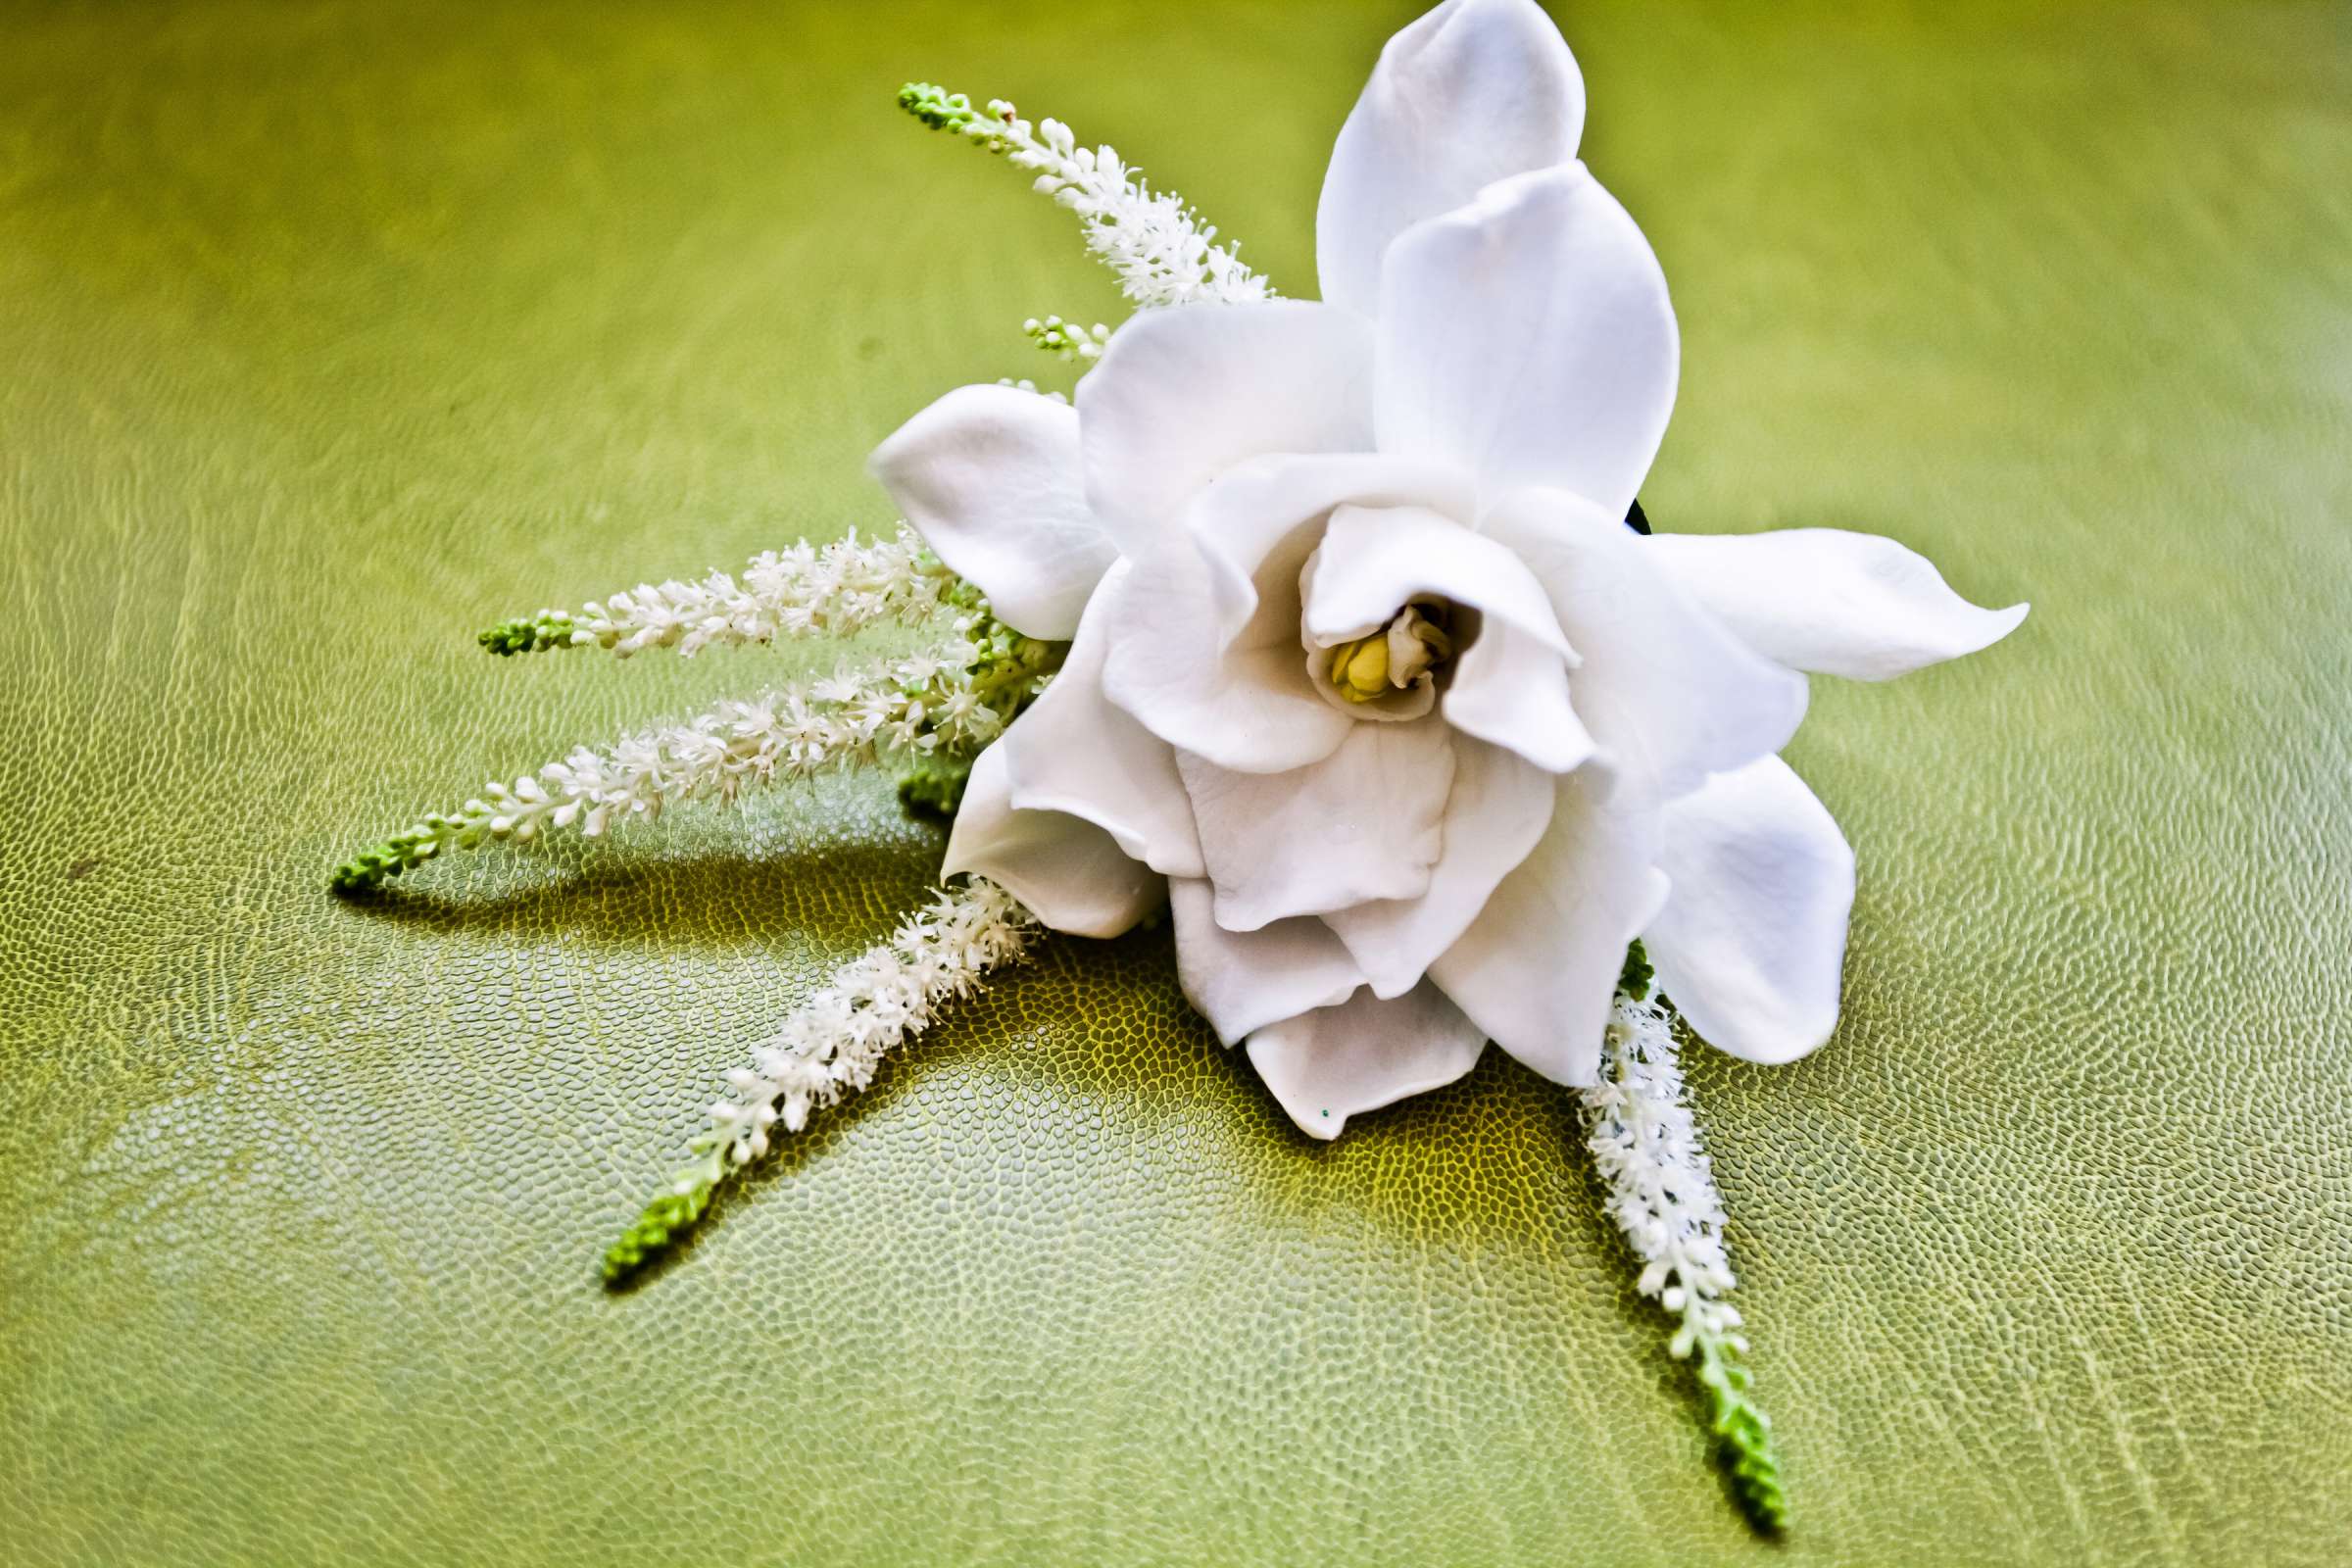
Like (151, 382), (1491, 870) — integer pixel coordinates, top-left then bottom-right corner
(725, 879), (1038, 1148)
(603, 879), (1040, 1280)
(899, 83), (1271, 309)
(332, 595), (1054, 896)
(1584, 980), (1787, 1528)
(1584, 987), (1742, 1352)
(480, 523), (951, 659)
(1001, 107), (1272, 307)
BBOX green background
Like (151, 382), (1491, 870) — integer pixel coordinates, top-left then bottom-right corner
(5, 1), (2348, 1562)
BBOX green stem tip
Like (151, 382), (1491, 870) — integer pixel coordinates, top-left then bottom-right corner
(1616, 938), (1655, 1002)
(898, 81), (980, 133)
(328, 820), (453, 895)
(601, 1171), (717, 1286)
(1696, 1338), (1788, 1534)
(477, 612), (578, 657)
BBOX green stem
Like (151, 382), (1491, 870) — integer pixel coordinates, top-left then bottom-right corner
(898, 754), (973, 820)
(1692, 1325), (1788, 1533)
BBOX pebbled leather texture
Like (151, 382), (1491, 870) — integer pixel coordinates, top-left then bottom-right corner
(4, 2), (2348, 1562)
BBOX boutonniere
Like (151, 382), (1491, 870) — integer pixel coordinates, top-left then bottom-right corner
(336, 0), (2025, 1533)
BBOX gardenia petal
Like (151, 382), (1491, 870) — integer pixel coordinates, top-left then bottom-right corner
(1099, 537), (1355, 774)
(1483, 485), (1808, 802)
(1298, 500), (1590, 769)
(1077, 301), (1376, 551)
(1178, 718), (1456, 933)
(942, 743), (1163, 940)
(1246, 980), (1489, 1141)
(866, 383), (1112, 640)
(1644, 527), (2031, 682)
(1168, 878), (1363, 1046)
(1643, 756), (1855, 1065)
(1002, 564), (1204, 879)
(1440, 619), (1594, 773)
(1300, 504), (1569, 654)
(1315, 0), (1585, 318)
(1377, 162), (1677, 521)
(1187, 453), (1474, 650)
(1322, 736), (1555, 998)
(1428, 764), (1667, 1087)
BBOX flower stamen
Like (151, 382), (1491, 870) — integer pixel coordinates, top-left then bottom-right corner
(1327, 603), (1454, 703)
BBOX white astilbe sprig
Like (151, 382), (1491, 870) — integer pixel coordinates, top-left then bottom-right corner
(332, 604), (1060, 892)
(478, 523), (954, 659)
(900, 83), (1272, 308)
(1583, 973), (1789, 1530)
(602, 877), (1040, 1281)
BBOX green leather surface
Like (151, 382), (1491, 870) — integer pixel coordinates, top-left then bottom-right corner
(6, 1), (2349, 1562)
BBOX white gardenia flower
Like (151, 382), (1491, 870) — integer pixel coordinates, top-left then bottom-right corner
(868, 0), (2027, 1138)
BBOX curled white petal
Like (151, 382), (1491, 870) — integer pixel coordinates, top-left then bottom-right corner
(1322, 736), (1554, 998)
(1441, 619), (1594, 773)
(1177, 718), (1455, 932)
(1316, 0), (1585, 317)
(1099, 538), (1354, 775)
(1246, 980), (1488, 1140)
(1002, 564), (1204, 879)
(1301, 503), (1569, 654)
(1078, 302), (1376, 549)
(943, 743), (1163, 939)
(1483, 485), (1808, 802)
(1429, 764), (1666, 1086)
(867, 383), (1113, 640)
(1169, 878), (1363, 1046)
(1644, 756), (1855, 1065)
(1376, 162), (1676, 520)
(1187, 453), (1474, 651)
(1644, 527), (2030, 681)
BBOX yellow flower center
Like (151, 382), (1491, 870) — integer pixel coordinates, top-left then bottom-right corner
(1327, 603), (1455, 704)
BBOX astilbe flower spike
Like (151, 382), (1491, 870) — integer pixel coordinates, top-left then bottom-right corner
(478, 523), (953, 661)
(602, 877), (1040, 1283)
(332, 596), (1060, 893)
(1583, 947), (1788, 1532)
(898, 82), (1271, 309)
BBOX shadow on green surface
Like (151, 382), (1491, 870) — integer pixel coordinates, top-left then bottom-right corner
(332, 839), (944, 954)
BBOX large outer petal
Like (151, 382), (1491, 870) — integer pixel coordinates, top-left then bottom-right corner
(1245, 981), (1489, 1141)
(1644, 756), (1856, 1065)
(1483, 485), (1808, 802)
(866, 383), (1112, 640)
(942, 743), (1162, 939)
(1001, 564), (1204, 879)
(1315, 0), (1584, 318)
(1428, 764), (1668, 1087)
(1168, 878), (1362, 1047)
(1178, 717), (1456, 932)
(1644, 528), (2031, 681)
(1076, 302), (1375, 551)
(1322, 736), (1554, 998)
(1376, 163), (1676, 521)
